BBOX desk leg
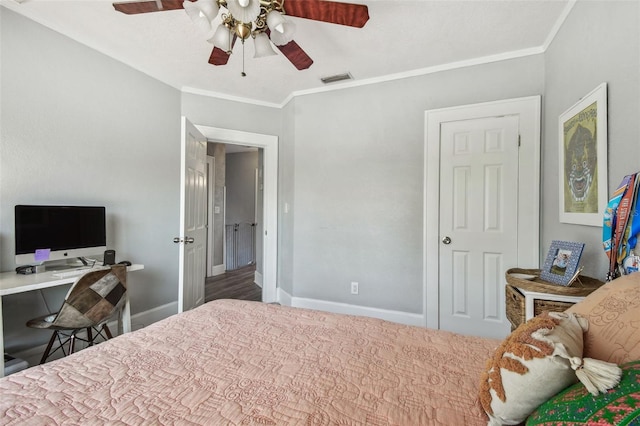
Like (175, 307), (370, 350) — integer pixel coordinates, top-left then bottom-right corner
(120, 297), (131, 335)
(0, 295), (4, 378)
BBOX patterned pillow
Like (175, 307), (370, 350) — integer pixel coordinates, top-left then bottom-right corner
(567, 272), (640, 364)
(478, 312), (622, 426)
(479, 312), (588, 425)
(526, 360), (640, 425)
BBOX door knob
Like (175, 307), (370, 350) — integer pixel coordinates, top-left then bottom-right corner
(442, 236), (452, 245)
(173, 237), (195, 244)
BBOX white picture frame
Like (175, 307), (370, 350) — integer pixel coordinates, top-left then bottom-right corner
(558, 83), (608, 227)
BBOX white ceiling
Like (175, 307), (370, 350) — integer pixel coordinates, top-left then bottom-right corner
(2, 0), (573, 106)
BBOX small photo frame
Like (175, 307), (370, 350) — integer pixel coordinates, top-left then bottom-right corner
(540, 240), (585, 286)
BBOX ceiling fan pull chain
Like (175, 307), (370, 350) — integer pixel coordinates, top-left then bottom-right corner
(241, 39), (247, 77)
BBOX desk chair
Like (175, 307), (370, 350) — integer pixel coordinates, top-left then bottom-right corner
(26, 264), (127, 364)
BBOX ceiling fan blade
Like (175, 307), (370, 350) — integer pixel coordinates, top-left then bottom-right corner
(113, 0), (186, 14)
(284, 0), (369, 28)
(209, 47), (231, 66)
(208, 36), (238, 66)
(276, 40), (314, 70)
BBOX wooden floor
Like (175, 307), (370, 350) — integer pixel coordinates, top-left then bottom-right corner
(205, 264), (262, 303)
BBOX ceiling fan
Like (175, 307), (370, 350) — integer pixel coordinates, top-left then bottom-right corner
(112, 0), (369, 73)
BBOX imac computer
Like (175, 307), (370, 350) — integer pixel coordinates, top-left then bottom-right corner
(14, 205), (106, 267)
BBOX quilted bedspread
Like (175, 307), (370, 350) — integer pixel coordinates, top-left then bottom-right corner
(0, 300), (499, 425)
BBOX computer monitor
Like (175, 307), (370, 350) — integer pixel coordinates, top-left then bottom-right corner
(14, 205), (107, 266)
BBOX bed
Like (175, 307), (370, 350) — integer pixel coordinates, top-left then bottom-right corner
(0, 299), (499, 425)
(2, 272), (638, 426)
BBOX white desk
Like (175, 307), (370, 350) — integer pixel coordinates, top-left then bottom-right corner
(0, 264), (144, 377)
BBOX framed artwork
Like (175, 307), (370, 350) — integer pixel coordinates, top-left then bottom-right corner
(540, 240), (585, 286)
(558, 83), (608, 226)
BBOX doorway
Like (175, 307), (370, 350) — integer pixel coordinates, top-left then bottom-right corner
(205, 145), (260, 278)
(204, 145), (262, 303)
(424, 96), (540, 339)
(193, 125), (278, 303)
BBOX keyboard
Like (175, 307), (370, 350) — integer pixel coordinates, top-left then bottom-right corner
(51, 268), (92, 278)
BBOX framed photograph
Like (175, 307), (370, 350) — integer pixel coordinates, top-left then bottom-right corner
(558, 83), (608, 226)
(540, 240), (585, 286)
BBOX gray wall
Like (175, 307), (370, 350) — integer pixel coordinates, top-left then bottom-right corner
(542, 0), (640, 280)
(180, 93), (281, 137)
(226, 151), (259, 224)
(286, 56), (545, 314)
(278, 100), (296, 296)
(1, 8), (181, 351)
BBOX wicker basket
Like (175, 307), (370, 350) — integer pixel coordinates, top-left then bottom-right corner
(506, 286), (577, 330)
(505, 268), (604, 297)
(505, 284), (525, 330)
(505, 268), (605, 330)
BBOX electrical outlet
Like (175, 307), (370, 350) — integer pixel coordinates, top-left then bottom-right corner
(351, 281), (359, 295)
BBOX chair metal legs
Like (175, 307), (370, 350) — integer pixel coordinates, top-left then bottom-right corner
(39, 324), (114, 364)
(103, 325), (113, 339)
(40, 331), (59, 365)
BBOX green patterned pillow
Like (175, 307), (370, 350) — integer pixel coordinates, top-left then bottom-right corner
(526, 360), (640, 426)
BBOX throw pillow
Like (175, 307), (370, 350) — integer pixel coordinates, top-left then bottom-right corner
(478, 312), (622, 426)
(526, 360), (640, 426)
(567, 272), (640, 364)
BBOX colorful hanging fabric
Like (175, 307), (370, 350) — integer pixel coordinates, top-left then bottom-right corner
(603, 173), (637, 280)
(623, 176), (640, 253)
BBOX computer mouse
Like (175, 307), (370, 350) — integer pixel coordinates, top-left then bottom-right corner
(118, 260), (132, 266)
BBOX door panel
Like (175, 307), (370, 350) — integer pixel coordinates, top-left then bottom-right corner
(439, 115), (519, 338)
(178, 117), (207, 313)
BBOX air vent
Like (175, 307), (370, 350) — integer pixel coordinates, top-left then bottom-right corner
(320, 72), (353, 84)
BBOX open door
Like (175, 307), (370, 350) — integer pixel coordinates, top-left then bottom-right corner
(176, 117), (207, 313)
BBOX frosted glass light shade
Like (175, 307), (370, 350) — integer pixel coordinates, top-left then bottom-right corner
(209, 23), (232, 51)
(226, 0), (260, 23)
(266, 10), (285, 33)
(253, 33), (277, 58)
(183, 0), (219, 33)
(267, 11), (295, 45)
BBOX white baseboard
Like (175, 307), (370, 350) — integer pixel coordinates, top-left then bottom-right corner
(254, 271), (263, 288)
(277, 287), (292, 306)
(277, 289), (424, 327)
(129, 301), (178, 331)
(208, 264), (226, 277)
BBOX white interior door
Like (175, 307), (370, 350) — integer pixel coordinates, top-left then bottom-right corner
(438, 115), (519, 338)
(177, 117), (207, 313)
(425, 97), (541, 338)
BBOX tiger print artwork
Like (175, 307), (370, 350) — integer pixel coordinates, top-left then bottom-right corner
(563, 102), (599, 214)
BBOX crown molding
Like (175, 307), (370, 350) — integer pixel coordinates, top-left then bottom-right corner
(183, 1), (576, 109)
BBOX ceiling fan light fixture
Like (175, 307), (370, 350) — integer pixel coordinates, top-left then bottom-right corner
(267, 12), (295, 46)
(226, 0), (260, 24)
(253, 32), (277, 58)
(209, 23), (231, 51)
(266, 10), (285, 33)
(235, 21), (252, 40)
(183, 0), (219, 27)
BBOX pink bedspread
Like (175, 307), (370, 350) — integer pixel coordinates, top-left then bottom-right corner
(0, 300), (499, 425)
